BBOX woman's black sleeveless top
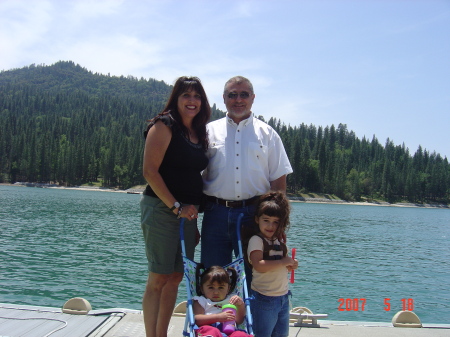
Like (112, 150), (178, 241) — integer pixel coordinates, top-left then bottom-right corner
(143, 114), (208, 205)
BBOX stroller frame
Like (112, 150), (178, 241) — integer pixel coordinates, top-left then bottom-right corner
(180, 213), (254, 336)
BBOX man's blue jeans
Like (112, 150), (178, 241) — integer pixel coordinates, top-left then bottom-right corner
(251, 291), (290, 337)
(200, 201), (257, 288)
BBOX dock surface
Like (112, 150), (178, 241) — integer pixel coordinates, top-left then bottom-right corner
(1, 303), (449, 336)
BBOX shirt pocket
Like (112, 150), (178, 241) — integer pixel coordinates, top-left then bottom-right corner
(247, 142), (268, 172)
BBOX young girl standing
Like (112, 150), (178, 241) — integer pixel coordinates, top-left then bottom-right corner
(193, 265), (253, 337)
(247, 191), (298, 337)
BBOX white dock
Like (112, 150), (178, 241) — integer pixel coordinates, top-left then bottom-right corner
(1, 303), (450, 337)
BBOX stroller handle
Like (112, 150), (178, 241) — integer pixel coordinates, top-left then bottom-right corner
(180, 217), (185, 236)
(237, 212), (244, 258)
(180, 218), (187, 258)
(181, 213), (245, 259)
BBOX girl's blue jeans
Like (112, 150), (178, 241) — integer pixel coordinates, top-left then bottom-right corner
(251, 291), (290, 337)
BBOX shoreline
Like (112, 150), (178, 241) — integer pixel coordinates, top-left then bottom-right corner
(289, 197), (449, 209)
(2, 183), (448, 209)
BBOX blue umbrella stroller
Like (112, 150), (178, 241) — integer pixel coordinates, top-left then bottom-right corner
(179, 213), (254, 336)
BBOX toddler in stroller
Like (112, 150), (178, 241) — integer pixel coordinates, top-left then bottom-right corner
(180, 215), (253, 337)
(193, 265), (252, 337)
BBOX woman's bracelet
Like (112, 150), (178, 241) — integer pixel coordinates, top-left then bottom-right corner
(176, 206), (183, 219)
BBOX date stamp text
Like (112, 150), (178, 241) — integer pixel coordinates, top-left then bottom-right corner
(337, 298), (414, 311)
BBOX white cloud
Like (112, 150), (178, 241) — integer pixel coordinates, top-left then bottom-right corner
(0, 1), (53, 68)
(235, 1), (253, 18)
(70, 0), (124, 19)
(59, 34), (164, 77)
(0, 0), (449, 157)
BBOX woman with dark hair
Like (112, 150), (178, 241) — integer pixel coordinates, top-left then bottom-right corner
(140, 76), (211, 337)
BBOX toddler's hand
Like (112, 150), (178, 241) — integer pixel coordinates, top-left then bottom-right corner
(229, 295), (244, 307)
(218, 310), (236, 322)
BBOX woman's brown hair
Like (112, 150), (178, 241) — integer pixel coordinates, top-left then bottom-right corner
(148, 76), (211, 149)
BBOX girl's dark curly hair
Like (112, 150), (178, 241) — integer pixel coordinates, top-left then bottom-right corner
(254, 191), (291, 240)
(195, 264), (237, 296)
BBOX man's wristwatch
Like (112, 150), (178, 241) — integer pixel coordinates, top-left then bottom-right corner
(170, 201), (181, 212)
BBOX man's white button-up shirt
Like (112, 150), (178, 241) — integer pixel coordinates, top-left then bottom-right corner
(202, 114), (293, 200)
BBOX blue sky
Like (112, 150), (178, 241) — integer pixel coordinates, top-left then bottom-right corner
(1, 0), (449, 158)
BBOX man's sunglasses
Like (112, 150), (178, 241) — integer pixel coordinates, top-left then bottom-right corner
(227, 91), (251, 99)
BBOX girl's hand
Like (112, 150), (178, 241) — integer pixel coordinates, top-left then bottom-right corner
(286, 259), (299, 272)
(229, 295), (247, 325)
(229, 295), (244, 307)
(218, 310), (236, 322)
(282, 256), (297, 270)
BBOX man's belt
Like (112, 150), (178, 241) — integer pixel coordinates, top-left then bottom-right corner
(207, 195), (259, 208)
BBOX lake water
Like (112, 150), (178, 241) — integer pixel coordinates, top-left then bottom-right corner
(1, 185), (449, 324)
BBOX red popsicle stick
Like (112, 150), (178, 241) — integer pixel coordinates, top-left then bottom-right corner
(290, 248), (296, 284)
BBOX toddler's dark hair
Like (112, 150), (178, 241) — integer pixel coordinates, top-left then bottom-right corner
(195, 264), (237, 296)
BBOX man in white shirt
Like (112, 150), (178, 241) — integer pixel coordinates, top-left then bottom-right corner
(201, 76), (293, 282)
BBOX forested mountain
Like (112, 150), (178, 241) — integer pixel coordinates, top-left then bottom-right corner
(1, 61), (448, 204)
(0, 61), (225, 189)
